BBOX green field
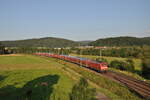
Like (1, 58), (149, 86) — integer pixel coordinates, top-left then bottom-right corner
(0, 55), (75, 100)
(0, 55), (144, 100)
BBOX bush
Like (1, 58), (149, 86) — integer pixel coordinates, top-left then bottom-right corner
(110, 60), (122, 69)
(110, 60), (134, 72)
(126, 58), (134, 64)
(142, 59), (150, 79)
(70, 78), (97, 100)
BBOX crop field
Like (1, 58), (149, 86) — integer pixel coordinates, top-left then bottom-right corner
(0, 54), (144, 100)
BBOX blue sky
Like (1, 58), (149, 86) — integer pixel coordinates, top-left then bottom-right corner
(0, 0), (150, 41)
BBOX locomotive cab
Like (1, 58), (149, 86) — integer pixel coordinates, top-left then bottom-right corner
(100, 62), (108, 72)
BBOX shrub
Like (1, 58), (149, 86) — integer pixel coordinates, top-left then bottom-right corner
(126, 58), (134, 64)
(110, 60), (122, 69)
(142, 59), (150, 79)
(110, 60), (134, 72)
(123, 62), (134, 72)
(70, 78), (97, 100)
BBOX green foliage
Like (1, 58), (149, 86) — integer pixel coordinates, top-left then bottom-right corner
(141, 46), (150, 79)
(9, 47), (71, 54)
(70, 78), (97, 100)
(110, 60), (135, 72)
(142, 45), (150, 59)
(126, 58), (134, 64)
(76, 47), (142, 58)
(0, 42), (5, 54)
(1, 36), (150, 48)
(90, 36), (150, 46)
(0, 42), (12, 54)
(142, 59), (150, 79)
(1, 37), (78, 48)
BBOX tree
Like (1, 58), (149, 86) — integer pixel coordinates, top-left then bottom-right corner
(0, 42), (5, 54)
(142, 59), (150, 79)
(110, 60), (134, 72)
(70, 78), (97, 100)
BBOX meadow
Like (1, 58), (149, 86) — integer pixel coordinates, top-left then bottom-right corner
(0, 54), (144, 100)
(0, 55), (75, 100)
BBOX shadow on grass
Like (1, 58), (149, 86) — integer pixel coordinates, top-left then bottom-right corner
(134, 70), (142, 76)
(0, 75), (6, 82)
(0, 75), (59, 100)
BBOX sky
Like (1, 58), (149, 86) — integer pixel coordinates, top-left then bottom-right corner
(0, 0), (150, 41)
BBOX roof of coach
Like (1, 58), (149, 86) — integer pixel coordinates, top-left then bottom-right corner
(60, 55), (105, 64)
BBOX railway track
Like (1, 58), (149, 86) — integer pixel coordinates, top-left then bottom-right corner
(103, 71), (150, 99)
(36, 54), (150, 99)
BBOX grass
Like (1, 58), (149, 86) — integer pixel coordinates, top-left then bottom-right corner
(0, 55), (75, 100)
(0, 54), (144, 100)
(49, 57), (143, 100)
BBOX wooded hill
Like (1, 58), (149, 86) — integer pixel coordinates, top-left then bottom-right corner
(89, 36), (150, 46)
(0, 36), (150, 47)
(0, 37), (78, 48)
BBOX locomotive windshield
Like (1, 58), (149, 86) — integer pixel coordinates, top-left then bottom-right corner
(102, 63), (108, 67)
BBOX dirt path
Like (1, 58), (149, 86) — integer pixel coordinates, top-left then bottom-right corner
(96, 93), (111, 100)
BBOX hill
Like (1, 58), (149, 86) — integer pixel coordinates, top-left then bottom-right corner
(1, 36), (150, 47)
(89, 36), (150, 46)
(77, 40), (93, 46)
(0, 37), (78, 48)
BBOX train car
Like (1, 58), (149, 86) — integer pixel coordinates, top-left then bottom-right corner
(34, 53), (108, 72)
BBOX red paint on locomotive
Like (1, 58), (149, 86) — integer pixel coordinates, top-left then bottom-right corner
(34, 53), (108, 72)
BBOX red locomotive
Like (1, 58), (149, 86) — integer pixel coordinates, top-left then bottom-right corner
(34, 53), (108, 72)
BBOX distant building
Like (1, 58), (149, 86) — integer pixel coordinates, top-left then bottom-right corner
(95, 46), (107, 49)
(54, 48), (61, 50)
(76, 46), (94, 49)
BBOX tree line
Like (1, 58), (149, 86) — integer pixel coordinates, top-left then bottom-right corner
(90, 36), (150, 46)
(76, 47), (143, 58)
(0, 37), (78, 48)
(1, 36), (150, 48)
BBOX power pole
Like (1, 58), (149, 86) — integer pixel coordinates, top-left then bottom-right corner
(100, 49), (102, 61)
(79, 43), (82, 67)
(62, 48), (63, 55)
(86, 44), (88, 67)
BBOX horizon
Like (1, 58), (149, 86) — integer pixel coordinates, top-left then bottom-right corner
(0, 35), (150, 42)
(0, 0), (150, 41)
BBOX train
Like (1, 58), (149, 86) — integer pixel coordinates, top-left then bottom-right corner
(34, 53), (108, 72)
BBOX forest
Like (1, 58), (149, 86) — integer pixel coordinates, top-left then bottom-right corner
(0, 36), (150, 48)
(90, 36), (150, 46)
